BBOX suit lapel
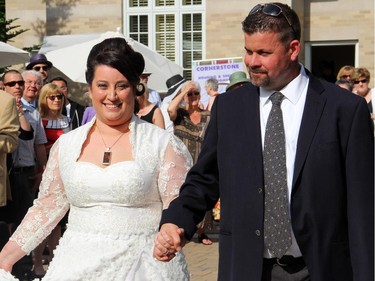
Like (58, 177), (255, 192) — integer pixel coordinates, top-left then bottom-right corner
(241, 84), (263, 181)
(292, 75), (326, 191)
(69, 100), (77, 117)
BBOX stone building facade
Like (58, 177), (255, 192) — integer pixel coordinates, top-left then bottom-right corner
(6, 0), (374, 87)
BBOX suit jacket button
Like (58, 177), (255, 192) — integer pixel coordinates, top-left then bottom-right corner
(258, 188), (263, 194)
(255, 230), (261, 236)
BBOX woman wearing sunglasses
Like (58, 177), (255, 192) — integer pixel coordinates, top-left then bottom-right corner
(32, 83), (71, 278)
(167, 80), (213, 245)
(167, 81), (209, 163)
(38, 83), (71, 156)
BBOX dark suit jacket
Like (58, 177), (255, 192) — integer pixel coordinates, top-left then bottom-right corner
(161, 72), (374, 281)
(62, 99), (85, 130)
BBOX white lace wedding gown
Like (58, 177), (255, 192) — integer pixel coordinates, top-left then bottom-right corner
(0, 116), (192, 281)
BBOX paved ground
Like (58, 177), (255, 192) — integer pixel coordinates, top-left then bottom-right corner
(184, 229), (219, 281)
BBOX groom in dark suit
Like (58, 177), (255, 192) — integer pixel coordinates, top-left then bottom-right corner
(154, 2), (374, 281)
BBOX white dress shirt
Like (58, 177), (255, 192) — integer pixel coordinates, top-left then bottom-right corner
(260, 65), (309, 258)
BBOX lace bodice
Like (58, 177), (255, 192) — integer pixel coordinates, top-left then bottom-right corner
(11, 115), (193, 254)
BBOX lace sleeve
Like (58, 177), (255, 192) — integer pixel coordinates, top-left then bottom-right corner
(10, 140), (70, 254)
(158, 135), (193, 209)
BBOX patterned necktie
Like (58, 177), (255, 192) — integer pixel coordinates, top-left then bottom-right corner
(263, 91), (292, 258)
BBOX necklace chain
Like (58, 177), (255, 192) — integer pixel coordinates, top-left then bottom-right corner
(96, 125), (128, 151)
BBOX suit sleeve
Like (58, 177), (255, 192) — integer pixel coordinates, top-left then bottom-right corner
(160, 97), (221, 239)
(345, 98), (374, 280)
(0, 95), (19, 154)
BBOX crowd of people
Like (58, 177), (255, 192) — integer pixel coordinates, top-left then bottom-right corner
(0, 2), (373, 281)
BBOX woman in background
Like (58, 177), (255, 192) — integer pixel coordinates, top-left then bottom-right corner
(136, 83), (165, 129)
(167, 80), (213, 245)
(32, 83), (71, 278)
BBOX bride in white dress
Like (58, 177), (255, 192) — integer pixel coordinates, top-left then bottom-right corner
(0, 37), (192, 280)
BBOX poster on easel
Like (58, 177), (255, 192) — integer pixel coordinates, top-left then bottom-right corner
(192, 57), (245, 108)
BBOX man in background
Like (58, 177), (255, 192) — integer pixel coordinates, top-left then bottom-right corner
(51, 77), (85, 129)
(0, 90), (19, 252)
(140, 70), (162, 107)
(205, 77), (219, 111)
(26, 53), (52, 85)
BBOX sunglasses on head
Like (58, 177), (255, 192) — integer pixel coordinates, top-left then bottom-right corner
(249, 3), (297, 39)
(353, 79), (367, 84)
(4, 80), (25, 87)
(33, 66), (49, 71)
(187, 91), (200, 97)
(47, 94), (64, 101)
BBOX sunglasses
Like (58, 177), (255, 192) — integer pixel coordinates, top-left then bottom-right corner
(33, 66), (49, 71)
(249, 3), (297, 39)
(353, 79), (367, 84)
(187, 91), (200, 97)
(47, 94), (64, 101)
(4, 80), (25, 87)
(341, 75), (351, 79)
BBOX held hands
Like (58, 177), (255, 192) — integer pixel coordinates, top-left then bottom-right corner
(153, 223), (186, 262)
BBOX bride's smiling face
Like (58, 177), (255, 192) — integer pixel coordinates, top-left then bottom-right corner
(89, 65), (135, 127)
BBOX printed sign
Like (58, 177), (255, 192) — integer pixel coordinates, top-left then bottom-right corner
(192, 57), (245, 108)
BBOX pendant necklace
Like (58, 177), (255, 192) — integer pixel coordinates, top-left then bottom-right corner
(96, 125), (128, 165)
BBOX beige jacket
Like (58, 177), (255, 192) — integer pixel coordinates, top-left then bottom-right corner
(0, 91), (19, 206)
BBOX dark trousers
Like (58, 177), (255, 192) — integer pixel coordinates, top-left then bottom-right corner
(262, 257), (310, 281)
(0, 221), (9, 250)
(8, 167), (36, 279)
(9, 167), (36, 226)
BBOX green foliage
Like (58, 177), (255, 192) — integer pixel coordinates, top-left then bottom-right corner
(0, 0), (28, 43)
(0, 1), (31, 73)
(23, 44), (43, 53)
(0, 18), (29, 42)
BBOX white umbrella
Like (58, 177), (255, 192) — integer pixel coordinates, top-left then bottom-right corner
(0, 41), (30, 67)
(41, 32), (183, 93)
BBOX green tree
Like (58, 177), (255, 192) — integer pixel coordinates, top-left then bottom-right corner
(0, 0), (28, 43)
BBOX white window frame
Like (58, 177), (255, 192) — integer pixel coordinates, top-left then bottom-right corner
(123, 0), (206, 69)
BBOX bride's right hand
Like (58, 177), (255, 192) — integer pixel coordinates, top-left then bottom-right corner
(0, 241), (28, 274)
(0, 260), (13, 273)
(0, 266), (18, 281)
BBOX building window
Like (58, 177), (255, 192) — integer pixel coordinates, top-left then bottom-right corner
(182, 13), (202, 79)
(129, 15), (149, 46)
(155, 14), (176, 61)
(129, 0), (148, 7)
(124, 0), (205, 79)
(182, 0), (202, 5)
(155, 0), (175, 6)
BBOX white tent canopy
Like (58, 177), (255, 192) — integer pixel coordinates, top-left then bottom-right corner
(39, 32), (183, 93)
(0, 41), (30, 68)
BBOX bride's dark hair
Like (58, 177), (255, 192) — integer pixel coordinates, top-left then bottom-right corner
(85, 37), (145, 112)
(85, 37), (145, 95)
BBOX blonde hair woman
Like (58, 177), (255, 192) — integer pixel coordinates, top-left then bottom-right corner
(34, 82), (71, 277)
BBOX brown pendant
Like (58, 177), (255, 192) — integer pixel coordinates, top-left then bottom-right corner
(102, 148), (111, 165)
